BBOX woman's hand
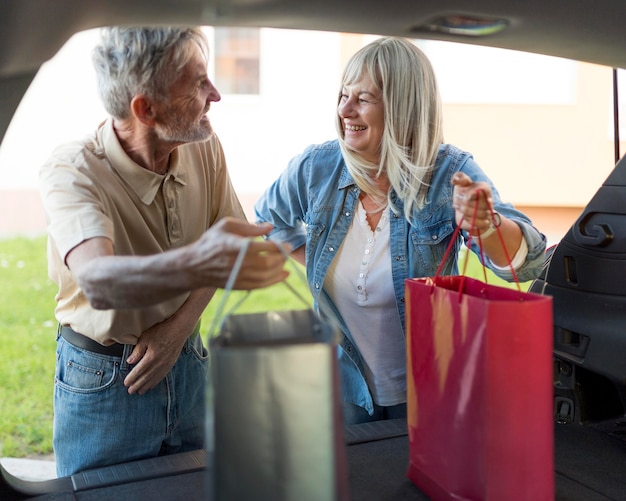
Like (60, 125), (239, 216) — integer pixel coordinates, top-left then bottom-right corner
(451, 172), (523, 267)
(451, 172), (495, 234)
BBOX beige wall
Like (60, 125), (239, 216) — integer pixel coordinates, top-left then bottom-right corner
(440, 62), (625, 243)
(444, 62), (622, 208)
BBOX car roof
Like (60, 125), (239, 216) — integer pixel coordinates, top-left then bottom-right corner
(1, 0), (625, 144)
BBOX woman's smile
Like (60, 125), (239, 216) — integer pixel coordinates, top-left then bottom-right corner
(338, 73), (384, 163)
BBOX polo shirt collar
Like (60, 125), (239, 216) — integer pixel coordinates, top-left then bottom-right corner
(101, 118), (187, 205)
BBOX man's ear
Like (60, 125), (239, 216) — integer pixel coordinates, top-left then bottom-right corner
(130, 95), (156, 125)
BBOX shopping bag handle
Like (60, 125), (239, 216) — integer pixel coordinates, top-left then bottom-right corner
(434, 188), (521, 291)
(206, 237), (313, 339)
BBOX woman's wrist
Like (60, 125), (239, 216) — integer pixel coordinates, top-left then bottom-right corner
(471, 211), (501, 239)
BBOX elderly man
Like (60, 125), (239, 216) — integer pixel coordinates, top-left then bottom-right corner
(39, 26), (288, 476)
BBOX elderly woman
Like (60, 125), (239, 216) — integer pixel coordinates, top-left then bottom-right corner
(254, 37), (546, 424)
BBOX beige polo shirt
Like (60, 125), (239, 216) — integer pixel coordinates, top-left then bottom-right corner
(39, 118), (246, 345)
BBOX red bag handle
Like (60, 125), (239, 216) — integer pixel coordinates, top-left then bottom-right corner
(434, 188), (521, 291)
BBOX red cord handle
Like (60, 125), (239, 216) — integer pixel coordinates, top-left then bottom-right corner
(434, 188), (521, 292)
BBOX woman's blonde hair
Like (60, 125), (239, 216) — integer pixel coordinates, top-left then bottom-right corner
(336, 37), (444, 219)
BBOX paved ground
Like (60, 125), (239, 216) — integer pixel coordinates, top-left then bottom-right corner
(1, 456), (57, 481)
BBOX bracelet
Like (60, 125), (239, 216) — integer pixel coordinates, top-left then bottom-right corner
(472, 224), (496, 240)
(471, 211), (501, 240)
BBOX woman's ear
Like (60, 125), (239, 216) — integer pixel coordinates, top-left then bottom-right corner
(130, 95), (156, 126)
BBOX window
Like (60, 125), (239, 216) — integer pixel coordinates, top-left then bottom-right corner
(213, 27), (260, 95)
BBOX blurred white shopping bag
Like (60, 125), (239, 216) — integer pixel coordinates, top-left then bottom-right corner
(206, 239), (350, 501)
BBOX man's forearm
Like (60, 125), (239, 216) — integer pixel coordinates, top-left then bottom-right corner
(77, 245), (211, 309)
(69, 219), (289, 310)
(173, 286), (217, 335)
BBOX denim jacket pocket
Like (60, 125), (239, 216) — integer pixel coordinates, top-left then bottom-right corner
(410, 221), (457, 276)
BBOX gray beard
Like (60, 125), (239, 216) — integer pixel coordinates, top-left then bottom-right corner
(155, 114), (212, 144)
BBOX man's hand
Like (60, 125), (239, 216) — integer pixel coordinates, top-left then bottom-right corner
(123, 318), (190, 395)
(188, 218), (291, 290)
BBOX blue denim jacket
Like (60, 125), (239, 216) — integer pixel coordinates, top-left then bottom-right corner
(255, 140), (547, 414)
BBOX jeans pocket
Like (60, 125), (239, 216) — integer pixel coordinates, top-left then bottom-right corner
(55, 339), (120, 394)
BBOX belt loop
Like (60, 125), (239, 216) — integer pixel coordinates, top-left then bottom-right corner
(120, 345), (133, 370)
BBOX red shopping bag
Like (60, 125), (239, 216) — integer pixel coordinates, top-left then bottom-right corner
(405, 276), (553, 500)
(405, 191), (554, 500)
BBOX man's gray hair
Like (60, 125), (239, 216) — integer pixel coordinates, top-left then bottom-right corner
(92, 26), (209, 119)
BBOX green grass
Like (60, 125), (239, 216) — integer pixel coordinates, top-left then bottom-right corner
(0, 237), (58, 458)
(0, 236), (528, 458)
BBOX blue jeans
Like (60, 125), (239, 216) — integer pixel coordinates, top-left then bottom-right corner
(53, 331), (208, 477)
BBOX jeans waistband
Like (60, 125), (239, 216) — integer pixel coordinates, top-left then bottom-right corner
(59, 325), (125, 357)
